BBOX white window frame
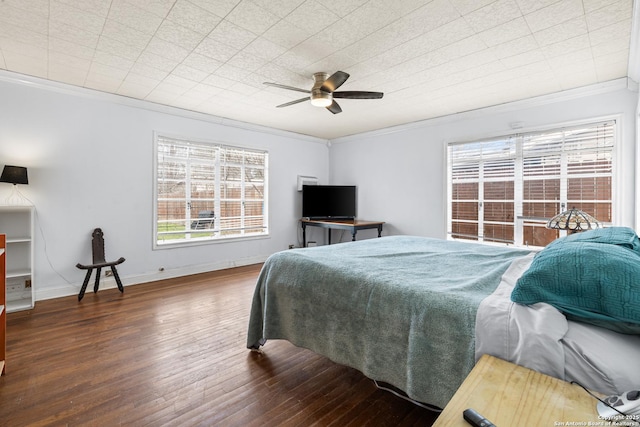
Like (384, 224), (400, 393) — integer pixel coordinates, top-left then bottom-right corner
(446, 117), (620, 248)
(153, 133), (269, 249)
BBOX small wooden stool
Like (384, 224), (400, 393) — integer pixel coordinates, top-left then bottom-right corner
(76, 228), (125, 301)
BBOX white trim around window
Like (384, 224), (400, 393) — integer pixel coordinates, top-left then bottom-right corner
(446, 115), (621, 248)
(152, 132), (269, 250)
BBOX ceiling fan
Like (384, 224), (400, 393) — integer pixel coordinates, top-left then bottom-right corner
(263, 71), (383, 114)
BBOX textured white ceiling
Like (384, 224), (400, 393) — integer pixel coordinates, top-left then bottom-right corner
(0, 0), (636, 139)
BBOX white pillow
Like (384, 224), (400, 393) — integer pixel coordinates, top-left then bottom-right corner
(562, 320), (640, 395)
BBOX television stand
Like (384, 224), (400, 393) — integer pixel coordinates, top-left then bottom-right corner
(300, 218), (385, 246)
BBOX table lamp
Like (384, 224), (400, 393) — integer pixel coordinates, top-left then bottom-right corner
(546, 207), (600, 234)
(0, 165), (31, 205)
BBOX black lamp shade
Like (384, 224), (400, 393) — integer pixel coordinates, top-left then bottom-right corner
(0, 165), (29, 185)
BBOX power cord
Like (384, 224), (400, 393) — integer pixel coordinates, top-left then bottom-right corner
(373, 379), (442, 412)
(30, 203), (75, 287)
(571, 381), (640, 426)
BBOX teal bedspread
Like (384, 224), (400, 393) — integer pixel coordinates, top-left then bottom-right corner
(247, 236), (531, 408)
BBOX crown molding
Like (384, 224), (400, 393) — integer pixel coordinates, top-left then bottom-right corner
(0, 69), (328, 145)
(0, 68), (633, 147)
(330, 78), (631, 144)
(629, 0), (640, 84)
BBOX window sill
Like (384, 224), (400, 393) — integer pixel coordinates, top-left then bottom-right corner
(153, 233), (270, 250)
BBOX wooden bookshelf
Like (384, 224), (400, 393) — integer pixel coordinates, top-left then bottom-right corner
(1, 234), (6, 375)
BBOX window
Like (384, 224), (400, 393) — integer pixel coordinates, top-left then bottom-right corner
(154, 134), (268, 247)
(447, 120), (615, 248)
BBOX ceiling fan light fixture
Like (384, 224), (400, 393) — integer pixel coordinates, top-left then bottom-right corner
(265, 71), (383, 113)
(310, 90), (332, 107)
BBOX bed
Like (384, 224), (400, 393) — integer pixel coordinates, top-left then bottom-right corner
(247, 230), (640, 409)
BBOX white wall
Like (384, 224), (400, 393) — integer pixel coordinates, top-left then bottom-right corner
(0, 73), (329, 301)
(330, 81), (638, 239)
(1, 73), (638, 301)
(637, 87), (640, 230)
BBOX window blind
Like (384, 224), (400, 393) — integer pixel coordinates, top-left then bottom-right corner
(155, 135), (268, 246)
(449, 137), (516, 243)
(448, 120), (615, 247)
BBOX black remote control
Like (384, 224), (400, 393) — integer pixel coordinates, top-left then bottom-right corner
(463, 408), (497, 427)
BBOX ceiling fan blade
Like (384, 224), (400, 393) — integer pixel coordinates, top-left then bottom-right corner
(264, 82), (310, 94)
(326, 100), (342, 114)
(333, 91), (384, 99)
(321, 71), (350, 92)
(276, 97), (309, 108)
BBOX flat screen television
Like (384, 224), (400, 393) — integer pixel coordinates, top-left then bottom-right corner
(302, 185), (356, 220)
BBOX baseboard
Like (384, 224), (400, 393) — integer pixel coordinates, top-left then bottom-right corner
(35, 254), (268, 302)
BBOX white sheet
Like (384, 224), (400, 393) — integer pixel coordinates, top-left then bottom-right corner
(476, 253), (640, 395)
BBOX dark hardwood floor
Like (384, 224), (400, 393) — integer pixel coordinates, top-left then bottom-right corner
(0, 264), (439, 426)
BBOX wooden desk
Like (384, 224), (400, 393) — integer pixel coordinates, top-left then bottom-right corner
(433, 355), (603, 426)
(301, 219), (384, 246)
